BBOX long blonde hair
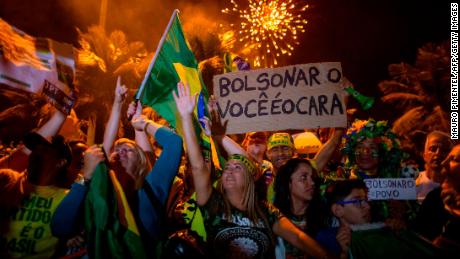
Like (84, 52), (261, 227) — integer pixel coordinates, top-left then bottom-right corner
(217, 158), (267, 226)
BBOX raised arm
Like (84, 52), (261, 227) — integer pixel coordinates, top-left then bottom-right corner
(18, 106), (68, 157)
(310, 77), (350, 172)
(131, 113), (181, 204)
(313, 128), (344, 173)
(128, 101), (153, 153)
(102, 76), (127, 154)
(51, 145), (105, 238)
(173, 82), (212, 206)
(0, 106), (68, 170)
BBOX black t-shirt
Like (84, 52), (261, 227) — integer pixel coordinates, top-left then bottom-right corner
(199, 189), (283, 259)
(415, 187), (450, 240)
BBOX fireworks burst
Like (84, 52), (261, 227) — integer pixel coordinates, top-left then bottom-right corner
(221, 0), (308, 68)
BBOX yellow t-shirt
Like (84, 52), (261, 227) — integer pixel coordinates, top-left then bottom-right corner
(2, 185), (68, 259)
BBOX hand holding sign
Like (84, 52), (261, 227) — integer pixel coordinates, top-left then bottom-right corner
(209, 96), (228, 138)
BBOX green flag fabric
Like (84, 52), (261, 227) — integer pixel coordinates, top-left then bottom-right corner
(84, 163), (147, 259)
(350, 228), (439, 258)
(136, 10), (208, 134)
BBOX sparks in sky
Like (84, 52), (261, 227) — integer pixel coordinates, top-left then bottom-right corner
(221, 0), (308, 68)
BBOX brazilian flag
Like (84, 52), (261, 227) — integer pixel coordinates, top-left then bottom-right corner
(84, 163), (147, 259)
(135, 9), (209, 147)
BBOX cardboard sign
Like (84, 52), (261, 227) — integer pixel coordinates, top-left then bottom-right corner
(0, 22), (75, 114)
(42, 80), (75, 115)
(364, 178), (416, 200)
(212, 62), (347, 134)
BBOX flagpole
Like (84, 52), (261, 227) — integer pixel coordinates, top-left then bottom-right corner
(135, 9), (180, 100)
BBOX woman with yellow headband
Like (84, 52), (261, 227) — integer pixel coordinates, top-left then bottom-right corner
(174, 82), (331, 259)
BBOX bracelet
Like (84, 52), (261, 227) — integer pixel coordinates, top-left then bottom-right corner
(143, 121), (150, 132)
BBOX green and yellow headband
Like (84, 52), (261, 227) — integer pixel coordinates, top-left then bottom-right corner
(267, 133), (294, 150)
(228, 154), (257, 175)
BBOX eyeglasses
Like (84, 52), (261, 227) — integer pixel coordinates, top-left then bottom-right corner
(114, 147), (135, 154)
(336, 198), (368, 207)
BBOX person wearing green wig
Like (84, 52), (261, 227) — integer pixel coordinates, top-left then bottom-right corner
(341, 119), (408, 226)
(341, 119), (404, 179)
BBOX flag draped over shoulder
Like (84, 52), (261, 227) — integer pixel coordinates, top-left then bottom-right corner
(84, 163), (147, 259)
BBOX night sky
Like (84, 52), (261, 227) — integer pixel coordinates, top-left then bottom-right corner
(0, 0), (451, 121)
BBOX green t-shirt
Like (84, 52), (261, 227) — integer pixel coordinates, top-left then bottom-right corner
(200, 189), (283, 259)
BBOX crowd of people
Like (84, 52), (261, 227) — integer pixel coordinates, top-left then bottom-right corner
(0, 77), (459, 259)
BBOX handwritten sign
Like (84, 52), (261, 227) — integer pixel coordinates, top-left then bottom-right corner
(364, 178), (416, 200)
(212, 62), (347, 134)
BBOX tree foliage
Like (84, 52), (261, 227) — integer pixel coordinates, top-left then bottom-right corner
(378, 41), (450, 159)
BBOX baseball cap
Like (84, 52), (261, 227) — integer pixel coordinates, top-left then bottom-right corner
(267, 132), (294, 151)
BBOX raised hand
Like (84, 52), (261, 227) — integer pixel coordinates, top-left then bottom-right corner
(127, 101), (138, 119)
(131, 114), (150, 132)
(82, 145), (106, 180)
(114, 76), (128, 104)
(128, 100), (145, 131)
(208, 96), (228, 137)
(172, 81), (197, 118)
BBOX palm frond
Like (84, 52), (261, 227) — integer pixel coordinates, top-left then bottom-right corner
(378, 80), (413, 95)
(392, 106), (426, 136)
(388, 63), (418, 84)
(0, 19), (46, 69)
(381, 92), (427, 109)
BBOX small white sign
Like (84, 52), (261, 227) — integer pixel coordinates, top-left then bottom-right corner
(364, 178), (416, 200)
